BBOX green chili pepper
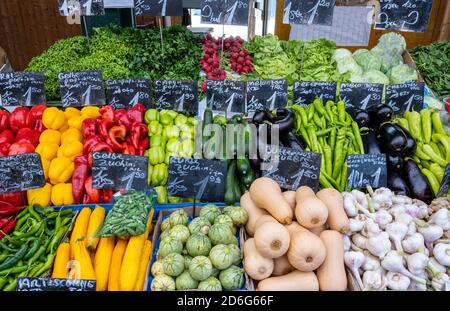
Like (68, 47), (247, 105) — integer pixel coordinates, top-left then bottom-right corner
(420, 109), (432, 144)
(415, 144), (432, 161)
(0, 277), (7, 290)
(316, 128), (332, 137)
(34, 253), (55, 277)
(313, 113), (324, 129)
(24, 239), (41, 260)
(432, 133), (450, 161)
(27, 206), (42, 222)
(28, 262), (44, 278)
(429, 163), (444, 182)
(323, 145), (333, 177)
(345, 113), (352, 126)
(340, 163), (348, 192)
(293, 105), (309, 126)
(431, 111), (446, 135)
(48, 225), (69, 254)
(421, 168), (440, 196)
(313, 99), (330, 122)
(321, 170), (341, 190)
(407, 111), (422, 142)
(0, 265), (28, 276)
(352, 121), (365, 154)
(16, 208), (29, 219)
(332, 138), (348, 180)
(27, 246), (46, 267)
(429, 142), (443, 159)
(15, 213), (30, 230)
(422, 144), (447, 167)
(0, 244), (27, 270)
(324, 101), (334, 123)
(396, 118), (410, 131)
(2, 278), (17, 291)
(306, 125), (319, 152)
(307, 104), (315, 121)
(15, 221), (43, 239)
(329, 128), (337, 151)
(319, 172), (334, 188)
(337, 101), (346, 123)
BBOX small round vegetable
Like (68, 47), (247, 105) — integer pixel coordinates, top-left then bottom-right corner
(223, 206), (249, 227)
(199, 204), (221, 224)
(169, 225), (190, 243)
(189, 256), (213, 281)
(158, 237), (183, 259)
(198, 276), (223, 291)
(209, 244), (235, 270)
(151, 260), (165, 277)
(151, 274), (175, 291)
(228, 243), (242, 266)
(160, 230), (170, 241)
(175, 271), (199, 290)
(208, 224), (235, 245)
(219, 265), (244, 290)
(169, 210), (189, 226)
(214, 214), (234, 228)
(186, 233), (212, 257)
(184, 255), (193, 269)
(163, 253), (185, 276)
(161, 218), (172, 232)
(211, 267), (220, 278)
(188, 217), (211, 235)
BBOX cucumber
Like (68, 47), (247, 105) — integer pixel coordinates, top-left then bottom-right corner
(224, 161), (237, 205)
(236, 158), (251, 175)
(242, 168), (256, 189)
(233, 173), (242, 203)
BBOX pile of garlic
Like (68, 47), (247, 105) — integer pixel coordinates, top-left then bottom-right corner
(342, 188), (450, 291)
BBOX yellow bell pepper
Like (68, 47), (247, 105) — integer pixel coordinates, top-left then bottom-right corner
(81, 106), (100, 118)
(27, 183), (52, 207)
(68, 115), (89, 130)
(64, 107), (80, 120)
(59, 122), (69, 133)
(42, 158), (50, 180)
(42, 107), (66, 130)
(49, 157), (75, 184)
(61, 128), (83, 144)
(51, 183), (74, 206)
(57, 141), (83, 161)
(36, 142), (59, 161)
(39, 129), (61, 145)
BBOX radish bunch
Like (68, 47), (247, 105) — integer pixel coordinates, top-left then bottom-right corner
(230, 50), (253, 75)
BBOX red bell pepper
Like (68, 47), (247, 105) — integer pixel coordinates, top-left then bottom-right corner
(15, 128), (40, 147)
(127, 105), (144, 124)
(83, 136), (103, 156)
(8, 142), (35, 155)
(88, 142), (114, 167)
(0, 218), (17, 239)
(0, 109), (10, 131)
(137, 139), (149, 156)
(101, 189), (114, 203)
(115, 109), (132, 132)
(30, 105), (46, 132)
(82, 118), (97, 138)
(0, 130), (15, 146)
(0, 217), (10, 229)
(0, 202), (25, 216)
(0, 192), (26, 207)
(0, 144), (10, 156)
(122, 142), (136, 155)
(72, 155), (89, 204)
(100, 105), (115, 121)
(9, 107), (35, 132)
(130, 123), (148, 150)
(109, 125), (127, 152)
(133, 103), (146, 114)
(84, 176), (100, 204)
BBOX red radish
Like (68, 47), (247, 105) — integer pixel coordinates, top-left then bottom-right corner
(237, 64), (243, 71)
(245, 60), (252, 66)
(237, 57), (245, 64)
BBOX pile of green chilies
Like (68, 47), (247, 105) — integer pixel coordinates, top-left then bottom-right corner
(292, 99), (365, 191)
(0, 206), (73, 291)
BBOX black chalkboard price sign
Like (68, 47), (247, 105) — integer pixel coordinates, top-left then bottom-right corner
(339, 83), (384, 112)
(284, 0), (336, 26)
(347, 154), (387, 190)
(155, 80), (198, 114)
(0, 153), (45, 194)
(134, 0), (183, 16)
(375, 0), (433, 33)
(201, 0), (250, 26)
(0, 72), (46, 107)
(386, 81), (424, 113)
(206, 80), (245, 115)
(106, 79), (152, 109)
(59, 71), (105, 107)
(437, 163), (450, 198)
(92, 152), (148, 191)
(167, 157), (227, 202)
(263, 147), (322, 192)
(293, 81), (337, 107)
(58, 0), (105, 16)
(246, 80), (288, 113)
(17, 278), (96, 292)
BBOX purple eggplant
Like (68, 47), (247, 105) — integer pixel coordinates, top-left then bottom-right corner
(378, 123), (408, 154)
(369, 104), (394, 127)
(388, 171), (410, 196)
(403, 159), (434, 204)
(387, 153), (403, 171)
(353, 109), (371, 128)
(395, 124), (417, 157)
(361, 128), (381, 154)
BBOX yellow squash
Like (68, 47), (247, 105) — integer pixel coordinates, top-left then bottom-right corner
(94, 237), (116, 291)
(70, 208), (92, 254)
(86, 206), (106, 250)
(52, 243), (70, 279)
(72, 240), (96, 280)
(108, 239), (128, 291)
(134, 240), (152, 291)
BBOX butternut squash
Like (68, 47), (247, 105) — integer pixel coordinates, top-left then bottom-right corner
(316, 188), (349, 234)
(285, 221), (308, 235)
(108, 239), (128, 291)
(296, 186), (315, 199)
(254, 214), (278, 230)
(309, 225), (326, 237)
(257, 270), (319, 291)
(134, 240), (152, 291)
(272, 254), (295, 276)
(72, 240), (96, 280)
(249, 177), (293, 225)
(317, 230), (347, 291)
(70, 207), (92, 255)
(240, 191), (268, 236)
(287, 231), (326, 272)
(86, 206), (106, 250)
(94, 237), (116, 291)
(254, 219), (290, 259)
(295, 195), (328, 228)
(243, 238), (274, 280)
(282, 191), (296, 217)
(52, 242), (70, 279)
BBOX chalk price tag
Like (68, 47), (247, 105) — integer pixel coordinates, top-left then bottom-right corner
(340, 83), (384, 112)
(206, 80), (245, 115)
(283, 0), (336, 26)
(59, 0), (105, 16)
(17, 278), (96, 291)
(106, 79), (152, 109)
(246, 80), (288, 113)
(92, 152), (148, 191)
(0, 72), (46, 107)
(263, 147), (322, 191)
(155, 80), (198, 114)
(167, 157), (227, 202)
(386, 81), (424, 113)
(134, 0), (183, 16)
(374, 0), (433, 33)
(347, 154), (387, 189)
(59, 71), (106, 107)
(293, 81), (337, 107)
(201, 0), (250, 26)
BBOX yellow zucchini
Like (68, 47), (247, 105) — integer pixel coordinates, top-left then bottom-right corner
(52, 242), (70, 279)
(108, 239), (128, 291)
(86, 206), (106, 250)
(94, 237), (116, 291)
(134, 240), (152, 291)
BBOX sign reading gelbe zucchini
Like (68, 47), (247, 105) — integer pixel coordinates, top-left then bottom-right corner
(155, 80), (198, 114)
(206, 80), (245, 116)
(167, 157), (227, 202)
(92, 152), (148, 191)
(201, 0), (250, 26)
(375, 0), (433, 32)
(134, 0), (183, 16)
(0, 72), (46, 107)
(17, 277), (96, 291)
(59, 71), (105, 107)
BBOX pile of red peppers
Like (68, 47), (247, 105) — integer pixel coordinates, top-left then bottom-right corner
(73, 104), (149, 205)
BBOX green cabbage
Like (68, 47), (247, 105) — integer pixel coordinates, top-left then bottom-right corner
(353, 49), (382, 72)
(332, 48), (353, 63)
(363, 69), (390, 85)
(337, 57), (363, 76)
(388, 64), (419, 84)
(377, 32), (407, 55)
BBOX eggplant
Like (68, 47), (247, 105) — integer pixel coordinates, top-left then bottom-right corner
(353, 109), (371, 128)
(387, 153), (403, 172)
(403, 159), (434, 204)
(388, 171), (410, 196)
(272, 108), (295, 132)
(360, 128), (381, 154)
(395, 124), (417, 157)
(249, 158), (261, 171)
(369, 104), (394, 127)
(378, 123), (408, 154)
(287, 132), (304, 151)
(252, 110), (270, 125)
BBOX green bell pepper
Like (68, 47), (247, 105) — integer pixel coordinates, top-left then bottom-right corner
(178, 139), (194, 158)
(148, 121), (163, 136)
(155, 186), (168, 204)
(160, 114), (174, 126)
(164, 125), (180, 140)
(160, 110), (178, 120)
(166, 138), (181, 153)
(152, 163), (168, 186)
(175, 114), (188, 126)
(148, 146), (165, 165)
(145, 109), (160, 124)
(150, 135), (166, 148)
(168, 196), (183, 204)
(147, 164), (153, 185)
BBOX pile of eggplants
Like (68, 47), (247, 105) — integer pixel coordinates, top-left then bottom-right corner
(354, 104), (434, 203)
